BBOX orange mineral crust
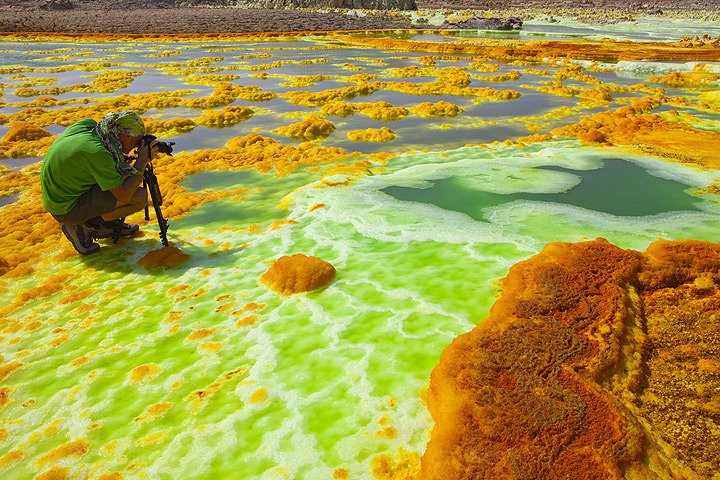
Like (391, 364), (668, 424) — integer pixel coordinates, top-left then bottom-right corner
(259, 253), (336, 295)
(336, 35), (720, 63)
(552, 100), (720, 169)
(137, 246), (191, 270)
(422, 238), (719, 479)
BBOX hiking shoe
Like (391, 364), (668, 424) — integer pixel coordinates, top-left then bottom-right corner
(88, 219), (140, 239)
(61, 224), (99, 255)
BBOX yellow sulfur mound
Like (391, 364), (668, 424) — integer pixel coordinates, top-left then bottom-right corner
(410, 101), (464, 119)
(319, 102), (359, 118)
(282, 83), (381, 107)
(272, 116), (336, 141)
(649, 64), (720, 89)
(478, 70), (522, 83)
(319, 101), (408, 121)
(143, 117), (196, 137)
(0, 122), (55, 159)
(196, 105), (254, 128)
(1, 122), (52, 142)
(259, 254), (336, 295)
(355, 101), (409, 122)
(347, 126), (396, 143)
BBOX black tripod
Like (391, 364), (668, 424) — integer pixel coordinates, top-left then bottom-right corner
(112, 152), (169, 247)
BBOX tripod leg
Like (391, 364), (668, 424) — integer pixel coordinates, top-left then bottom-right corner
(143, 177), (150, 221)
(112, 217), (126, 244)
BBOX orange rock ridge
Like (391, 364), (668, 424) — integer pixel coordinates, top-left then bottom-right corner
(420, 238), (720, 479)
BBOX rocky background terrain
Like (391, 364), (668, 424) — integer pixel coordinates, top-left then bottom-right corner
(0, 0), (719, 34)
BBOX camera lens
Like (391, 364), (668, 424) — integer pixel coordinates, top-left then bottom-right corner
(157, 141), (174, 155)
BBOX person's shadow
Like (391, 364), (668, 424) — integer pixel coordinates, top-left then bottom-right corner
(77, 231), (240, 277)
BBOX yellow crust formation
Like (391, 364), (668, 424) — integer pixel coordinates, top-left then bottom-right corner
(196, 105), (254, 129)
(259, 253), (336, 295)
(347, 126), (396, 143)
(272, 115), (336, 141)
(1, 122), (53, 143)
(421, 238), (720, 479)
(409, 101), (464, 119)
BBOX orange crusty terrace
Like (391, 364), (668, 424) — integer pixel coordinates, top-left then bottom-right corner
(419, 238), (720, 479)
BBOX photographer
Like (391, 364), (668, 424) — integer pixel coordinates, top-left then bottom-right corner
(40, 110), (158, 254)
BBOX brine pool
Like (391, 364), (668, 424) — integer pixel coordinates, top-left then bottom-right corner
(1, 29), (719, 479)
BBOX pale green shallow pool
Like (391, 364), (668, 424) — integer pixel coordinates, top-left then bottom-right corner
(1, 33), (720, 480)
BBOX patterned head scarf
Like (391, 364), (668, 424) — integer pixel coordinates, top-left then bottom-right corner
(95, 110), (145, 176)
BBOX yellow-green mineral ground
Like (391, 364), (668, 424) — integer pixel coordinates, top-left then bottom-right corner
(1, 23), (719, 479)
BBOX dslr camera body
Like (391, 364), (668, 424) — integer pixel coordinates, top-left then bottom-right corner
(142, 134), (175, 156)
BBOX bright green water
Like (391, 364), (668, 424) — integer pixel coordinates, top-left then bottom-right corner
(383, 158), (702, 219)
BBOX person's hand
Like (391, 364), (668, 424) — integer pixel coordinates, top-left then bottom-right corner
(137, 137), (159, 161)
(139, 136), (158, 151)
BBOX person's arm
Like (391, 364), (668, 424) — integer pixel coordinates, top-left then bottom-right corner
(110, 141), (155, 204)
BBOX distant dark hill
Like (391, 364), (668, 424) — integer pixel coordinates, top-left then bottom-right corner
(188, 0), (417, 9)
(11, 0), (417, 11)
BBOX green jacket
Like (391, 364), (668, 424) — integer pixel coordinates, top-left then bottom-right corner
(40, 119), (122, 215)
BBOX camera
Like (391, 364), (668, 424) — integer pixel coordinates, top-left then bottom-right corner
(142, 134), (175, 156)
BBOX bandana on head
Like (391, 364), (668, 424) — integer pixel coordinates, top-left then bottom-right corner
(95, 110), (145, 176)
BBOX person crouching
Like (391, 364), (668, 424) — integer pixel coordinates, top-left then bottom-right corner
(40, 110), (159, 254)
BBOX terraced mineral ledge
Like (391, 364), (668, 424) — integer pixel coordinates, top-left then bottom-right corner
(421, 238), (720, 479)
(0, 25), (719, 479)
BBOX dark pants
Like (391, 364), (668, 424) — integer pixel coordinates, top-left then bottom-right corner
(52, 184), (117, 226)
